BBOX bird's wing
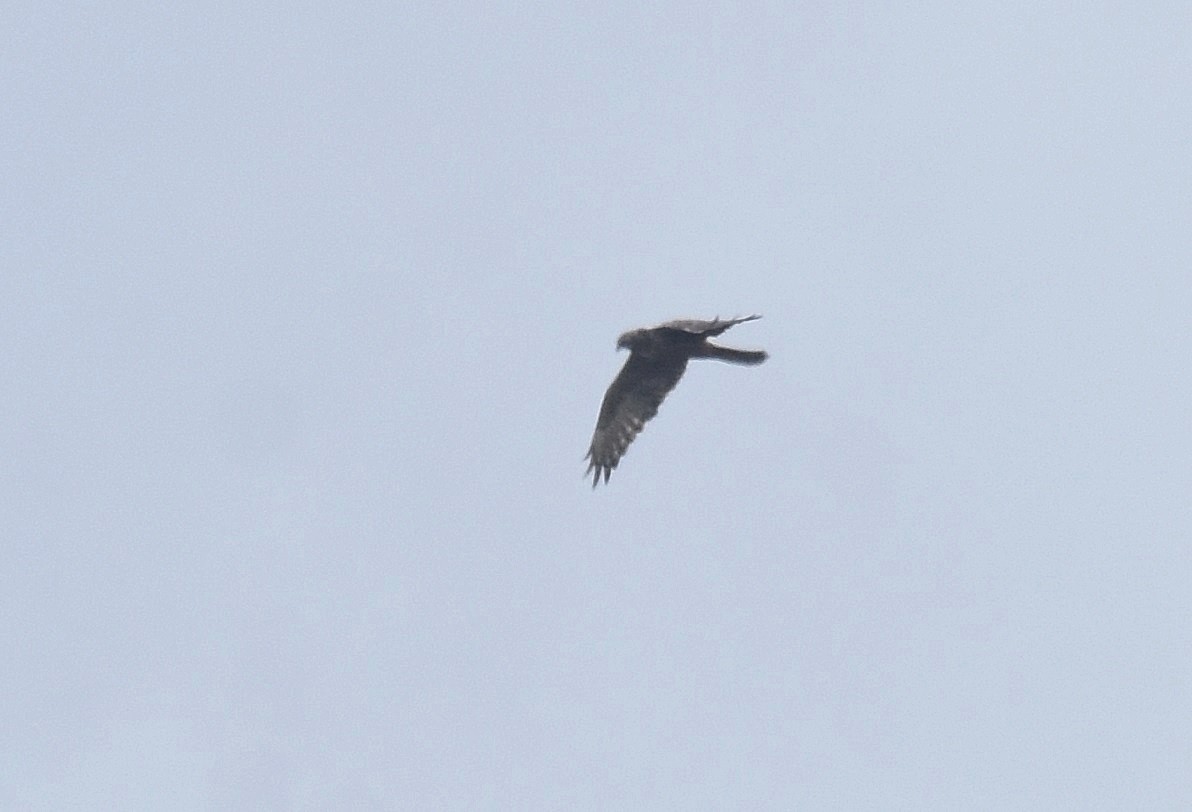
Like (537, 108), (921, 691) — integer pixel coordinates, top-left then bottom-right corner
(656, 314), (760, 338)
(585, 352), (688, 487)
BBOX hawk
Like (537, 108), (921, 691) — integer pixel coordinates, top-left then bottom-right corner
(585, 315), (768, 487)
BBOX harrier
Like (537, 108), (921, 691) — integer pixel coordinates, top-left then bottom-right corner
(585, 315), (767, 487)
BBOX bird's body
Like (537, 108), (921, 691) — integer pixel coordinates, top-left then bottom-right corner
(585, 315), (767, 487)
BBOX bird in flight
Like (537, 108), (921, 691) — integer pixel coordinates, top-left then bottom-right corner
(584, 315), (767, 487)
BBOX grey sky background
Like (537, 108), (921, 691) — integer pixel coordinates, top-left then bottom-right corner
(4, 2), (1191, 808)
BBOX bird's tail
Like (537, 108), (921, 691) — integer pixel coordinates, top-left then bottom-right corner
(700, 343), (768, 365)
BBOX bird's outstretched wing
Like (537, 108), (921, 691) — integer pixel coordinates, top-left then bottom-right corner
(656, 314), (760, 338)
(585, 352), (688, 487)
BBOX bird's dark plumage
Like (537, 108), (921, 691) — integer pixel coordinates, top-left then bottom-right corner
(585, 315), (767, 487)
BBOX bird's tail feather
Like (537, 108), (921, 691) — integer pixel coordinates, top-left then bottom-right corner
(700, 344), (768, 365)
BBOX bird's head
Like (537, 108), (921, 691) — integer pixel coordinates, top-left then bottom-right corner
(616, 328), (647, 351)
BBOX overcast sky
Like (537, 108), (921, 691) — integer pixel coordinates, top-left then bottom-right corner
(4, 2), (1191, 808)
